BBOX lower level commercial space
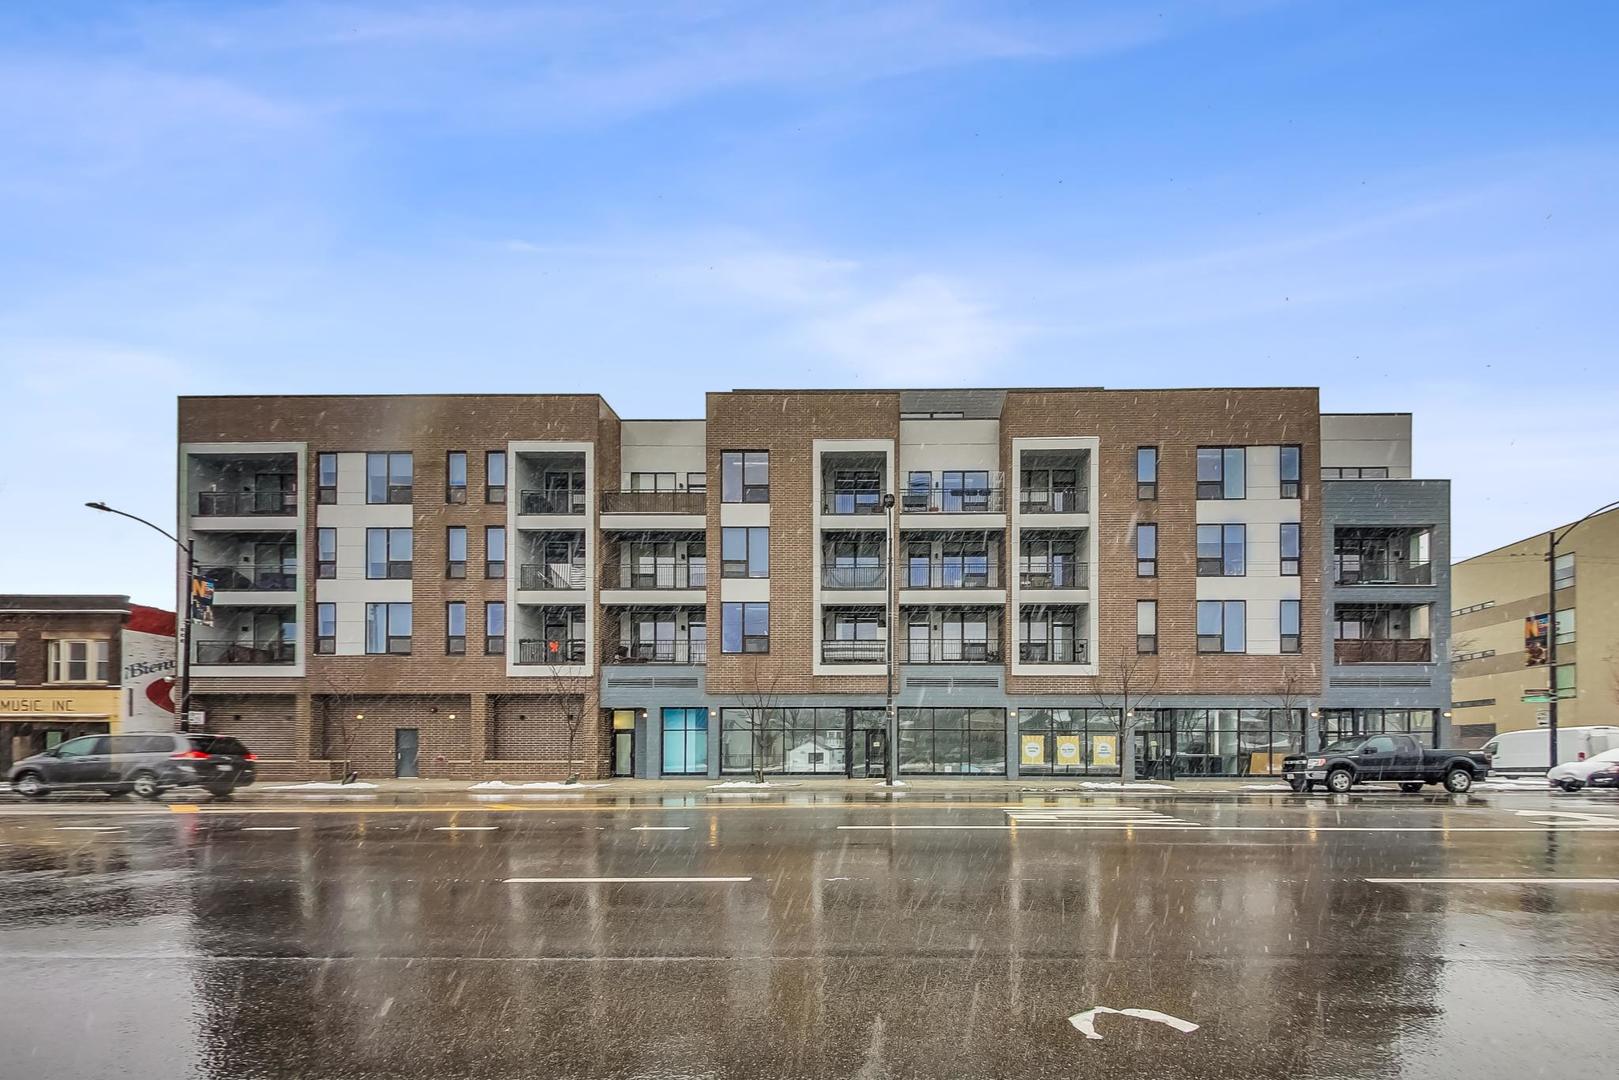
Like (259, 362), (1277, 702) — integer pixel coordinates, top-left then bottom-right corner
(1, 689), (125, 771)
(613, 703), (1451, 781)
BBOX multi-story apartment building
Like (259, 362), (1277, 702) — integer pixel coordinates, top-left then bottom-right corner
(176, 388), (1450, 782)
(1450, 506), (1617, 743)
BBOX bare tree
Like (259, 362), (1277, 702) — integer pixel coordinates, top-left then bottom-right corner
(1090, 645), (1159, 782)
(541, 648), (589, 783)
(732, 663), (786, 784)
(1264, 665), (1315, 768)
(317, 672), (363, 783)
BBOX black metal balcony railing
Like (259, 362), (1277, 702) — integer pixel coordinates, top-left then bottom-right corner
(900, 487), (1005, 514)
(822, 639), (887, 663)
(1018, 560), (1088, 589)
(600, 491), (706, 514)
(1018, 640), (1089, 664)
(600, 561), (706, 590)
(610, 640), (708, 664)
(1334, 639), (1434, 664)
(822, 564), (886, 589)
(1019, 487), (1088, 514)
(194, 641), (296, 665)
(903, 562), (1000, 589)
(518, 490), (587, 515)
(821, 489), (886, 515)
(1333, 559), (1434, 586)
(904, 638), (1003, 664)
(516, 638), (588, 665)
(195, 490), (297, 516)
(518, 563), (587, 590)
(198, 565), (297, 591)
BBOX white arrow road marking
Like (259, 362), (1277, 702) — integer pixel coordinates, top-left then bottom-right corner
(1511, 809), (1619, 827)
(1069, 1006), (1199, 1041)
(435, 826), (499, 832)
(1005, 808), (1204, 827)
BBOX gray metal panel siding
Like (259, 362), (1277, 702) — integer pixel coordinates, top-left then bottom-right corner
(1320, 480), (1453, 733)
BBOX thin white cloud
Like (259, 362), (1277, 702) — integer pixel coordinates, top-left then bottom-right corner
(800, 274), (1017, 383)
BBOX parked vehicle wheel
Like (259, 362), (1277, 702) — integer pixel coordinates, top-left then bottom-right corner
(1399, 782), (1425, 793)
(1442, 768), (1474, 794)
(131, 771), (163, 800)
(203, 783), (235, 798)
(1559, 779), (1585, 792)
(1326, 768), (1355, 794)
(12, 771), (48, 800)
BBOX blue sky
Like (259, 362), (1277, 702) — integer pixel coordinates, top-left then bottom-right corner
(2, 0), (1616, 606)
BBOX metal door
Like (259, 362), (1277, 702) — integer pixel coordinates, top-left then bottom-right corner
(851, 729), (888, 779)
(394, 728), (420, 778)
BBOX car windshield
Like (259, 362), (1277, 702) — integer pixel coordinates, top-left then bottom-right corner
(1322, 738), (1369, 754)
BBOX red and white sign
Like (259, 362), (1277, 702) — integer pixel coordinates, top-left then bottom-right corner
(122, 605), (177, 731)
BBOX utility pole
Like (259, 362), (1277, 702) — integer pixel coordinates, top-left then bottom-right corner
(882, 491), (897, 784)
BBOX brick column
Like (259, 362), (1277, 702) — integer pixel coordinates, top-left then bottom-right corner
(294, 692), (315, 763)
(469, 692), (489, 768)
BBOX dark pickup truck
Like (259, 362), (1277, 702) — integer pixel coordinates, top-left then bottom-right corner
(1282, 735), (1491, 794)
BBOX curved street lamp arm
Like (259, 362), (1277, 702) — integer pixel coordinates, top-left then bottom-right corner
(84, 501), (185, 550)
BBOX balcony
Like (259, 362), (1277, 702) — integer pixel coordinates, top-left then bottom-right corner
(822, 639), (887, 664)
(198, 564), (296, 592)
(601, 560), (706, 590)
(904, 638), (1003, 664)
(1334, 639), (1434, 664)
(1018, 486), (1088, 514)
(821, 488), (886, 515)
(519, 490), (587, 516)
(518, 562), (587, 590)
(194, 490), (298, 517)
(822, 563), (886, 589)
(1018, 640), (1089, 664)
(194, 641), (296, 666)
(1018, 559), (1087, 589)
(610, 639), (707, 664)
(601, 490), (705, 515)
(903, 560), (1001, 589)
(900, 485), (1004, 514)
(516, 638), (588, 665)
(1334, 558), (1434, 586)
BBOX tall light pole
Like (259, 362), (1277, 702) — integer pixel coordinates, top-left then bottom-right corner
(1544, 499), (1619, 769)
(86, 501), (195, 729)
(882, 491), (898, 784)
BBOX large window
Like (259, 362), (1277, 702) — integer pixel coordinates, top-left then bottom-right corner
(1137, 447), (1158, 500)
(938, 470), (991, 512)
(1137, 600), (1158, 655)
(1280, 523), (1301, 576)
(1019, 606), (1081, 663)
(721, 526), (769, 577)
(317, 527), (337, 578)
(446, 601), (467, 655)
(1143, 709), (1308, 777)
(446, 451), (467, 503)
(661, 707), (709, 775)
(315, 603), (336, 654)
(485, 451), (507, 504)
(485, 526), (506, 579)
(721, 602), (769, 653)
(631, 471), (676, 492)
(1197, 600), (1246, 653)
(1136, 523), (1157, 577)
(365, 602), (412, 654)
(1017, 709), (1122, 776)
(366, 452), (413, 504)
(1197, 524), (1245, 576)
(899, 708), (1006, 775)
(721, 451), (769, 503)
(1555, 663), (1577, 699)
(1280, 599), (1301, 653)
(365, 527), (413, 579)
(1318, 708), (1436, 748)
(1554, 553), (1575, 589)
(0, 639), (16, 681)
(827, 537), (884, 588)
(1196, 447), (1246, 499)
(721, 707), (849, 775)
(1280, 445), (1301, 498)
(447, 526), (467, 578)
(485, 601), (506, 655)
(47, 639), (109, 683)
(316, 452), (338, 504)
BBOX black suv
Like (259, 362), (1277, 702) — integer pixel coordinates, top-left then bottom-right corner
(8, 733), (257, 800)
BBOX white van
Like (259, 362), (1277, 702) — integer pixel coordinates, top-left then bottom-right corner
(1481, 726), (1619, 772)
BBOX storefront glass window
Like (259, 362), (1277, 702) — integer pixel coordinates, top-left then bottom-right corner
(661, 707), (708, 775)
(898, 707), (1005, 775)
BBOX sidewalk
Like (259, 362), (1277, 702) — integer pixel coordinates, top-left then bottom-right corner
(248, 776), (1293, 797)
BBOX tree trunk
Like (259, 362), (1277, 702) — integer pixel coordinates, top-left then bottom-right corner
(1119, 725), (1136, 783)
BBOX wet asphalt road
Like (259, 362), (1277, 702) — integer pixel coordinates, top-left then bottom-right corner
(2, 788), (1617, 1080)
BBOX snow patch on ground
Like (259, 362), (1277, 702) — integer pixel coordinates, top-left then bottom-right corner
(1074, 781), (1174, 791)
(1242, 783), (1293, 791)
(268, 781), (379, 790)
(708, 780), (786, 789)
(467, 780), (610, 790)
(1476, 777), (1552, 790)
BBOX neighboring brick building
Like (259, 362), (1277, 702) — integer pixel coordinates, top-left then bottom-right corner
(1, 595), (134, 769)
(176, 388), (1450, 782)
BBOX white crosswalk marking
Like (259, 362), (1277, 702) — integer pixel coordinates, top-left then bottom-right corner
(1003, 807), (1204, 828)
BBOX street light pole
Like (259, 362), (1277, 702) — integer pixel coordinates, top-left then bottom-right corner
(882, 491), (897, 784)
(85, 501), (195, 730)
(1543, 499), (1619, 769)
